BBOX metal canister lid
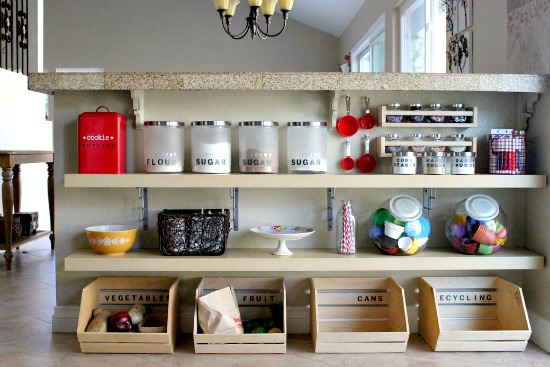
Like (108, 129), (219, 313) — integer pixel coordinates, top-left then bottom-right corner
(430, 103), (442, 109)
(392, 151), (416, 157)
(450, 152), (476, 157)
(287, 121), (328, 127)
(239, 121), (279, 127)
(430, 133), (442, 139)
(452, 103), (464, 109)
(409, 133), (423, 139)
(191, 121), (231, 126)
(388, 103), (401, 109)
(386, 133), (400, 139)
(144, 121), (185, 127)
(450, 133), (465, 139)
(409, 103), (423, 108)
(423, 151), (447, 157)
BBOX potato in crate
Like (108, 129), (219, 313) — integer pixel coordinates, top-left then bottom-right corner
(419, 276), (531, 351)
(311, 278), (409, 353)
(194, 277), (286, 354)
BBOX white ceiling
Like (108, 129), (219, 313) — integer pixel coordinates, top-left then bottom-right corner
(287, 0), (366, 37)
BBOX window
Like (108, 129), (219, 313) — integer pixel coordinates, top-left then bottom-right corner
(350, 14), (385, 72)
(400, 0), (446, 73)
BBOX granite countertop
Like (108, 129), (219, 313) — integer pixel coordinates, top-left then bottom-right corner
(27, 72), (550, 93)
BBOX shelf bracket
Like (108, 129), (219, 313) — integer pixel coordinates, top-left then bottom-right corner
(327, 188), (335, 231)
(138, 187), (149, 230)
(423, 188), (436, 217)
(230, 187), (239, 231)
(330, 91), (340, 130)
(131, 89), (145, 130)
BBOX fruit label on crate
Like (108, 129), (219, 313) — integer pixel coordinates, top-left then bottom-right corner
(235, 291), (284, 305)
(317, 291), (390, 305)
(99, 289), (170, 305)
(436, 290), (497, 304)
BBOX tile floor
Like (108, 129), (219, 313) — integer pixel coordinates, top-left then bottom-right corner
(1, 238), (549, 367)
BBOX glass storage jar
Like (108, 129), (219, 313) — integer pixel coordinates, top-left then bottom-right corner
(427, 133), (445, 152)
(144, 121), (185, 173)
(450, 152), (476, 174)
(446, 133), (467, 153)
(427, 103), (445, 123)
(239, 121), (279, 173)
(408, 103), (424, 123)
(287, 121), (327, 173)
(450, 103), (467, 123)
(336, 200), (356, 254)
(386, 103), (403, 123)
(445, 194), (508, 255)
(191, 121), (232, 173)
(369, 195), (430, 255)
(422, 152), (447, 174)
(404, 133), (426, 153)
(385, 133), (402, 154)
(392, 151), (417, 174)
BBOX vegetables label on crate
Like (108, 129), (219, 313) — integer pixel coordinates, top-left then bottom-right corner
(99, 289), (170, 305)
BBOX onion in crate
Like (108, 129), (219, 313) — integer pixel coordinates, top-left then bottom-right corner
(108, 311), (133, 332)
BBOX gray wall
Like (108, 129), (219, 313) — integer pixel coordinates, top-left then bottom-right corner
(43, 0), (339, 72)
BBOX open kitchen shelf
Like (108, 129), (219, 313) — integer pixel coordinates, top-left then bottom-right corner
(64, 174), (546, 189)
(64, 247), (544, 272)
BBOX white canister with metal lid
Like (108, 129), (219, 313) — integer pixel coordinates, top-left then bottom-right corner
(144, 121), (185, 173)
(287, 121), (327, 173)
(392, 152), (417, 174)
(422, 152), (447, 175)
(451, 152), (476, 174)
(191, 121), (232, 173)
(239, 121), (279, 173)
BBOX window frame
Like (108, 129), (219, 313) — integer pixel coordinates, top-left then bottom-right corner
(350, 13), (385, 72)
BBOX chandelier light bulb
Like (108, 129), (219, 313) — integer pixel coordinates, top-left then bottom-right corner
(261, 0), (278, 16)
(226, 0), (240, 16)
(248, 0), (263, 6)
(279, 0), (294, 11)
(213, 0), (229, 11)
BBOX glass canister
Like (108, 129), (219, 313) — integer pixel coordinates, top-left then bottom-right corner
(369, 195), (430, 255)
(427, 103), (444, 123)
(336, 200), (356, 254)
(392, 151), (417, 174)
(422, 152), (447, 175)
(408, 103), (424, 122)
(451, 152), (476, 174)
(386, 103), (403, 123)
(404, 133), (426, 153)
(446, 133), (467, 153)
(143, 121), (185, 173)
(445, 194), (508, 255)
(287, 122), (327, 173)
(239, 121), (279, 173)
(427, 133), (445, 152)
(191, 121), (232, 173)
(385, 133), (402, 154)
(450, 103), (467, 123)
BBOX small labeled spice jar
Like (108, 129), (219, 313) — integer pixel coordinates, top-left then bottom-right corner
(427, 133), (445, 152)
(450, 103), (467, 123)
(287, 121), (327, 173)
(408, 103), (424, 123)
(392, 151), (417, 174)
(144, 121), (185, 173)
(446, 133), (467, 153)
(450, 152), (476, 174)
(191, 121), (232, 173)
(239, 121), (279, 173)
(404, 133), (426, 153)
(428, 103), (444, 123)
(385, 133), (402, 154)
(386, 103), (403, 123)
(422, 152), (447, 175)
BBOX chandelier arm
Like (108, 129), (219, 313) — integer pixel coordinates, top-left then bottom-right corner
(256, 17), (287, 38)
(221, 17), (250, 40)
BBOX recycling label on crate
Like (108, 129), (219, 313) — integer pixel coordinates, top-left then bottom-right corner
(436, 290), (497, 304)
(99, 289), (170, 306)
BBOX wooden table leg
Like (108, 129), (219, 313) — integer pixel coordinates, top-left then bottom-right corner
(2, 166), (14, 270)
(47, 162), (55, 250)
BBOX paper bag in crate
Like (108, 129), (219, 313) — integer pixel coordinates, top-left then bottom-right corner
(198, 287), (244, 334)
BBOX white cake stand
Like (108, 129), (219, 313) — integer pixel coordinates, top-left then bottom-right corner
(249, 226), (316, 256)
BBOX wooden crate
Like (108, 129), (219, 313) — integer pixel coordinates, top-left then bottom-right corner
(193, 277), (286, 354)
(77, 277), (179, 353)
(311, 278), (409, 353)
(419, 276), (531, 352)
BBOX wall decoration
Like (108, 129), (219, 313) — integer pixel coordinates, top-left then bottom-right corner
(447, 31), (472, 73)
(458, 0), (473, 32)
(444, 0), (473, 73)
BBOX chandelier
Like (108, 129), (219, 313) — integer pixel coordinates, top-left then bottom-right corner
(213, 0), (294, 40)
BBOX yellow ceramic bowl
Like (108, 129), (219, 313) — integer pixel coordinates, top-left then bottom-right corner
(85, 225), (138, 255)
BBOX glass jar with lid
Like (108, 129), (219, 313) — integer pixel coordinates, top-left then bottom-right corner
(427, 133), (445, 152)
(239, 121), (279, 173)
(445, 194), (508, 255)
(392, 151), (417, 174)
(385, 133), (402, 154)
(446, 133), (467, 153)
(287, 121), (327, 173)
(369, 195), (430, 255)
(450, 152), (476, 174)
(144, 121), (185, 173)
(422, 152), (447, 175)
(427, 103), (445, 123)
(191, 121), (232, 173)
(386, 103), (403, 123)
(408, 103), (424, 123)
(404, 133), (425, 153)
(450, 103), (467, 123)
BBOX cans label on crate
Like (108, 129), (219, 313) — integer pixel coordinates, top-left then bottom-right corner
(317, 291), (390, 305)
(99, 289), (170, 305)
(436, 290), (497, 304)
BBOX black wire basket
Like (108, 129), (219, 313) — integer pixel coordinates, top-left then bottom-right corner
(158, 209), (230, 256)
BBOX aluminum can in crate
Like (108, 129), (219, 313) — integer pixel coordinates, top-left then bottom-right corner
(78, 106), (126, 174)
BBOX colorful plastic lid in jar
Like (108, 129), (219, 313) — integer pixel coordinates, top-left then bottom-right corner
(445, 194), (508, 255)
(369, 195), (430, 256)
